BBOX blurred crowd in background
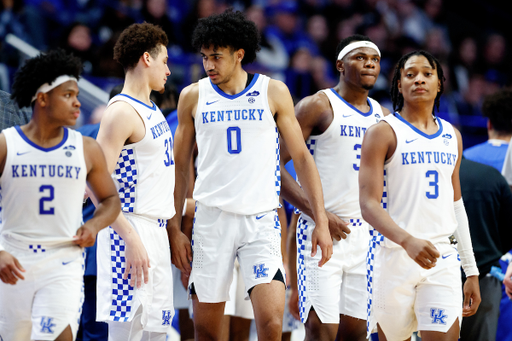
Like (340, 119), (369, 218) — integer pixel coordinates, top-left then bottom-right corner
(1, 0), (511, 148)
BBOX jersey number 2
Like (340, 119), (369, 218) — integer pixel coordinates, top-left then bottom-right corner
(39, 185), (55, 215)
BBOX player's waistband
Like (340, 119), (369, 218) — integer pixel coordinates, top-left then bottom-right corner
(123, 212), (168, 228)
(0, 233), (79, 253)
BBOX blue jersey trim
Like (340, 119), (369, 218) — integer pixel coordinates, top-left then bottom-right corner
(329, 88), (373, 117)
(394, 112), (443, 139)
(15, 126), (69, 152)
(211, 73), (260, 100)
(116, 94), (157, 111)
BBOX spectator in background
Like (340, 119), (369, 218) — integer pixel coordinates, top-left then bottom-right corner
(480, 33), (510, 87)
(306, 15), (330, 60)
(61, 22), (98, 75)
(0, 88), (31, 130)
(180, 0), (219, 53)
(245, 5), (288, 78)
(459, 157), (512, 341)
(285, 47), (315, 103)
(141, 0), (178, 48)
(464, 89), (512, 171)
(450, 36), (479, 94)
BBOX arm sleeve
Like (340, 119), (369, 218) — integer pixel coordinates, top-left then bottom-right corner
(502, 142), (512, 185)
(453, 198), (479, 277)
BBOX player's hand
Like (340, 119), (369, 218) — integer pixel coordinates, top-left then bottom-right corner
(463, 275), (481, 317)
(289, 286), (300, 321)
(180, 270), (189, 291)
(73, 223), (98, 247)
(401, 236), (439, 269)
(326, 211), (351, 241)
(503, 262), (512, 299)
(311, 222), (333, 267)
(169, 229), (192, 276)
(0, 250), (25, 284)
(124, 234), (150, 289)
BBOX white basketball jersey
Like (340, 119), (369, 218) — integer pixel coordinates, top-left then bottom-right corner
(0, 126), (86, 246)
(382, 113), (458, 248)
(193, 74), (280, 215)
(108, 94), (175, 220)
(306, 89), (383, 219)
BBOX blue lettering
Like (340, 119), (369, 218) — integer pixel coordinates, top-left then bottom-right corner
(75, 167), (81, 180)
(22, 164), (27, 177)
(417, 151), (424, 163)
(202, 112), (208, 124)
(434, 152), (440, 163)
(441, 152), (446, 164)
(66, 166), (72, 178)
(30, 165), (37, 177)
(402, 153), (409, 165)
(210, 111), (216, 122)
(362, 127), (367, 136)
(355, 126), (361, 138)
(226, 110), (232, 121)
(410, 152), (416, 164)
(349, 126), (354, 137)
(57, 165), (64, 177)
(39, 164), (46, 177)
(217, 111), (224, 121)
(49, 165), (55, 177)
(12, 165), (19, 177)
(426, 151), (432, 163)
(341, 125), (347, 136)
(249, 109), (256, 120)
(241, 109), (248, 120)
(257, 109), (264, 120)
(234, 110), (241, 120)
(151, 127), (158, 139)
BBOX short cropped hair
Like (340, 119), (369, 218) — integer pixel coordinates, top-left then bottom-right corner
(192, 8), (260, 65)
(114, 22), (168, 70)
(482, 89), (512, 134)
(11, 49), (82, 108)
(390, 50), (445, 115)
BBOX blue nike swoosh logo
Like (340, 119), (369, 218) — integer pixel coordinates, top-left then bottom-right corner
(17, 151), (30, 156)
(256, 214), (268, 220)
(147, 114), (152, 120)
(62, 261), (73, 265)
(442, 254), (452, 259)
(406, 138), (418, 144)
(342, 114), (353, 118)
(206, 100), (219, 105)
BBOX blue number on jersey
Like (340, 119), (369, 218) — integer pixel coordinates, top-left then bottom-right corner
(39, 185), (55, 214)
(227, 127), (242, 154)
(426, 170), (439, 199)
(353, 143), (362, 171)
(164, 137), (174, 166)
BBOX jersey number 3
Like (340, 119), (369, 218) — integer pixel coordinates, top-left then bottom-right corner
(39, 185), (55, 215)
(426, 170), (439, 199)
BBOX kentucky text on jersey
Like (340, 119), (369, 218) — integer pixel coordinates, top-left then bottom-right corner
(150, 120), (171, 139)
(201, 109), (265, 124)
(401, 151), (457, 165)
(340, 125), (368, 137)
(11, 164), (82, 179)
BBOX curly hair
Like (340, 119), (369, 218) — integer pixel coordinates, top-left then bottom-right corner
(482, 89), (512, 134)
(192, 8), (260, 65)
(390, 50), (445, 115)
(114, 22), (168, 70)
(335, 34), (373, 61)
(11, 49), (82, 108)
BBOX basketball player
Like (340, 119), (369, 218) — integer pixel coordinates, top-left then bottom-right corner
(280, 35), (389, 341)
(94, 23), (175, 341)
(0, 49), (120, 341)
(169, 9), (332, 341)
(359, 50), (481, 341)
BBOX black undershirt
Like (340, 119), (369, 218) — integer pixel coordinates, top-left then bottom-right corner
(246, 72), (255, 88)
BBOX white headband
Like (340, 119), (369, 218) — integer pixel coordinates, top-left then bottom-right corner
(337, 41), (381, 61)
(31, 75), (78, 102)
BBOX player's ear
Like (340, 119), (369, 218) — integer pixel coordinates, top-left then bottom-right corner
(236, 48), (245, 63)
(37, 92), (47, 107)
(397, 79), (402, 93)
(437, 79), (441, 92)
(142, 52), (151, 67)
(336, 60), (344, 73)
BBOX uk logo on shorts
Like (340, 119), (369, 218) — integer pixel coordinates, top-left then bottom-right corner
(162, 310), (172, 326)
(430, 308), (447, 325)
(254, 263), (269, 279)
(40, 317), (56, 334)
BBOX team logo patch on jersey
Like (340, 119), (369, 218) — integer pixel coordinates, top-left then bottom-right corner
(65, 151), (72, 157)
(40, 317), (56, 333)
(63, 145), (76, 150)
(248, 97), (255, 104)
(254, 263), (269, 279)
(442, 133), (452, 139)
(246, 91), (260, 96)
(430, 308), (447, 325)
(162, 310), (172, 326)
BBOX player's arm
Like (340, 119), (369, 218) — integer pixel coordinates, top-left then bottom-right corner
(269, 79), (332, 267)
(359, 122), (439, 269)
(0, 133), (26, 284)
(74, 137), (121, 248)
(167, 83), (197, 275)
(451, 128), (481, 317)
(279, 94), (350, 241)
(287, 211), (300, 321)
(93, 102), (150, 288)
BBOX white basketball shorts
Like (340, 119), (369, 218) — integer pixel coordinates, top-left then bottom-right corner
(296, 215), (368, 324)
(224, 259), (255, 319)
(96, 213), (174, 333)
(0, 236), (84, 341)
(371, 242), (462, 340)
(189, 201), (285, 303)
